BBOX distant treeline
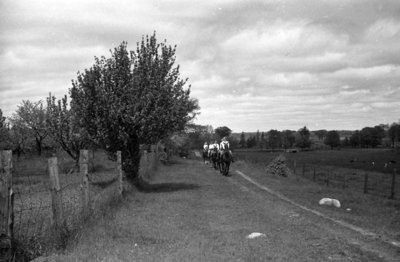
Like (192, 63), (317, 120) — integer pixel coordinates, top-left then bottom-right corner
(175, 123), (400, 151)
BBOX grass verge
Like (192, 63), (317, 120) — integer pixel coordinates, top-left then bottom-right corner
(233, 156), (400, 242)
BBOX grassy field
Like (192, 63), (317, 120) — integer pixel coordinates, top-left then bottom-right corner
(235, 148), (399, 173)
(10, 149), (400, 260)
(9, 150), (121, 260)
(234, 148), (400, 200)
(232, 148), (400, 243)
(35, 157), (396, 261)
(233, 157), (400, 244)
(284, 148), (399, 174)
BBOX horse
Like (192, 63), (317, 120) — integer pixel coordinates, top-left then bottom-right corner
(219, 149), (232, 176)
(209, 148), (219, 169)
(202, 149), (209, 164)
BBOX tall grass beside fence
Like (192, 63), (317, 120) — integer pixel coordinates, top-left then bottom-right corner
(287, 160), (399, 200)
(1, 149), (125, 261)
(233, 149), (399, 200)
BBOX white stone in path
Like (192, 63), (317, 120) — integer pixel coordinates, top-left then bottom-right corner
(246, 232), (266, 239)
(319, 198), (341, 208)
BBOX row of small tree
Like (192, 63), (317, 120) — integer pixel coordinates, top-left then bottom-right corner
(238, 127), (310, 150)
(168, 122), (400, 152)
(0, 101), (51, 157)
(0, 33), (199, 182)
(237, 124), (400, 150)
(167, 125), (232, 152)
(316, 124), (400, 149)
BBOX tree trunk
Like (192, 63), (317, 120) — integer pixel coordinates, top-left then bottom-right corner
(15, 144), (22, 158)
(123, 133), (141, 183)
(36, 137), (42, 156)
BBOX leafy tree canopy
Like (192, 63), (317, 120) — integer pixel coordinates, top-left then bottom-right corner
(70, 33), (199, 181)
(314, 129), (328, 140)
(214, 126), (232, 140)
(324, 130), (340, 149)
(282, 130), (296, 149)
(47, 94), (91, 165)
(268, 129), (281, 149)
(14, 100), (48, 155)
(296, 126), (311, 149)
(0, 109), (11, 150)
(388, 122), (400, 147)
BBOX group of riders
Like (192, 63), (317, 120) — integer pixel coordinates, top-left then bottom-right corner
(202, 136), (234, 164)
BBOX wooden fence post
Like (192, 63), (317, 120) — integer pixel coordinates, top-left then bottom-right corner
(117, 151), (123, 196)
(90, 150), (95, 173)
(1, 150), (13, 240)
(364, 172), (369, 194)
(390, 168), (396, 199)
(80, 150), (90, 211)
(48, 156), (63, 229)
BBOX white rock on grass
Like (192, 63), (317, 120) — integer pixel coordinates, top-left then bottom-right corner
(246, 232), (266, 239)
(319, 198), (341, 208)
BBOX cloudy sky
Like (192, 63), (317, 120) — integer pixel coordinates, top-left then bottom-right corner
(1, 0), (400, 132)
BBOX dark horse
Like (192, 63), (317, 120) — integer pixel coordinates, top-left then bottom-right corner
(209, 148), (219, 169)
(202, 149), (209, 164)
(219, 150), (232, 176)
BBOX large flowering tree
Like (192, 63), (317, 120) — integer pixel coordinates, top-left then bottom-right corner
(70, 33), (199, 182)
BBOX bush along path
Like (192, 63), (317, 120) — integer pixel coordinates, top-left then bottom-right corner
(35, 157), (399, 261)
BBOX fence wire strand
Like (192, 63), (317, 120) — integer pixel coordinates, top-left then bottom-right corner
(5, 150), (124, 257)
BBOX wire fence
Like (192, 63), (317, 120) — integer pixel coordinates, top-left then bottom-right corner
(1, 149), (124, 260)
(287, 160), (399, 200)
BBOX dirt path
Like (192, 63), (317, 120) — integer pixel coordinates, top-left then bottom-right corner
(39, 158), (399, 261)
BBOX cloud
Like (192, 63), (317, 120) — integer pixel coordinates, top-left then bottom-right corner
(1, 0), (400, 131)
(365, 19), (400, 40)
(222, 19), (349, 57)
(339, 89), (370, 96)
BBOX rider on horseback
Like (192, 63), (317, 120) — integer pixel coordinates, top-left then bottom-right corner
(219, 137), (234, 162)
(202, 142), (209, 164)
(203, 142), (209, 151)
(208, 140), (219, 157)
(208, 141), (214, 158)
(213, 140), (220, 151)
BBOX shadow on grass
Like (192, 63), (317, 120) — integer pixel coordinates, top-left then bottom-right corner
(136, 178), (200, 193)
(161, 158), (187, 165)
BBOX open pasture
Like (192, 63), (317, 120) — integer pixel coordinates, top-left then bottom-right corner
(234, 148), (400, 200)
(284, 148), (399, 174)
(284, 149), (400, 200)
(235, 148), (399, 173)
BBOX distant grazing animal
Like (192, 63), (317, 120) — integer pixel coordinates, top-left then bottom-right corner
(385, 160), (397, 168)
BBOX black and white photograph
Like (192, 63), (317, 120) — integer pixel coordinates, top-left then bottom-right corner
(1, 0), (400, 261)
